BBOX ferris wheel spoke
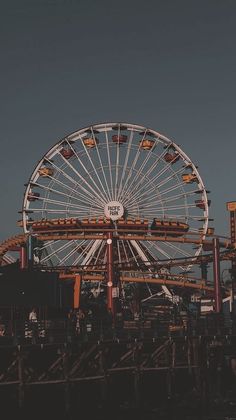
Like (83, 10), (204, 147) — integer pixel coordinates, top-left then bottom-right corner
(153, 241), (193, 271)
(35, 195), (100, 212)
(45, 158), (106, 206)
(40, 241), (74, 263)
(58, 240), (84, 265)
(118, 131), (146, 200)
(118, 128), (147, 197)
(131, 240), (156, 262)
(58, 149), (108, 204)
(163, 241), (192, 258)
(70, 240), (94, 266)
(28, 208), (100, 216)
(126, 190), (166, 210)
(122, 175), (162, 208)
(121, 181), (159, 209)
(190, 228), (201, 233)
(135, 204), (196, 217)
(105, 130), (114, 199)
(132, 211), (202, 221)
(39, 175), (102, 209)
(129, 240), (159, 297)
(121, 240), (129, 263)
(127, 199), (196, 215)
(94, 137), (112, 202)
(117, 239), (122, 264)
(76, 136), (111, 202)
(154, 167), (189, 190)
(127, 240), (141, 267)
(93, 241), (106, 267)
(35, 239), (59, 251)
(120, 139), (164, 202)
(76, 239), (104, 266)
(130, 240), (152, 267)
(136, 181), (188, 206)
(73, 241), (92, 266)
(130, 189), (196, 210)
(117, 130), (134, 201)
(114, 126), (121, 200)
(146, 241), (172, 260)
(130, 163), (186, 204)
(128, 196), (195, 213)
(37, 194), (101, 213)
(145, 241), (188, 274)
(159, 203), (197, 212)
(124, 166), (186, 209)
(85, 240), (105, 266)
(120, 141), (168, 202)
(50, 173), (103, 208)
(158, 184), (198, 197)
(117, 239), (136, 265)
(32, 181), (100, 210)
(155, 190), (196, 206)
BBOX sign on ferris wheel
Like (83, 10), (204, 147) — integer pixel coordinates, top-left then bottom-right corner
(104, 201), (124, 221)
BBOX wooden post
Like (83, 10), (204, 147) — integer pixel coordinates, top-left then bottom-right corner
(192, 338), (201, 393)
(133, 343), (142, 408)
(63, 347), (70, 415)
(98, 343), (108, 407)
(18, 346), (24, 409)
(166, 368), (174, 418)
(200, 338), (209, 415)
(134, 369), (141, 408)
(74, 275), (81, 309)
(187, 338), (192, 374)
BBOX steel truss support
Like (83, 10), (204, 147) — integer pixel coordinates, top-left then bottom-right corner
(213, 237), (222, 313)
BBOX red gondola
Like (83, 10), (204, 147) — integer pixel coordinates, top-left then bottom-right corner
(60, 148), (75, 159)
(27, 192), (40, 202)
(195, 200), (211, 210)
(164, 152), (180, 164)
(112, 134), (127, 144)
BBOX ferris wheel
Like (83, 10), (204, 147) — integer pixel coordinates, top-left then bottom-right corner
(22, 122), (210, 273)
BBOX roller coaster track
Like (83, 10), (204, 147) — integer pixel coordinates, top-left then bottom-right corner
(0, 230), (235, 271)
(24, 228), (231, 248)
(0, 233), (28, 264)
(0, 230), (234, 296)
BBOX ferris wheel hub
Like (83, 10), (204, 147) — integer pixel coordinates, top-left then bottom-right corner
(104, 201), (124, 221)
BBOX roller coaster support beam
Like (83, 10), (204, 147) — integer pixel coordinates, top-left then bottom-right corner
(20, 245), (27, 270)
(200, 262), (208, 285)
(81, 274), (214, 293)
(227, 201), (236, 314)
(27, 235), (33, 268)
(213, 237), (222, 313)
(59, 274), (81, 309)
(74, 275), (81, 309)
(106, 232), (113, 312)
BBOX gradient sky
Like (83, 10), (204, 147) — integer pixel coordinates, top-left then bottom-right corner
(1, 0), (236, 243)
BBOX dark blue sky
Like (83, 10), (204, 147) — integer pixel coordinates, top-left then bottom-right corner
(1, 0), (236, 242)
